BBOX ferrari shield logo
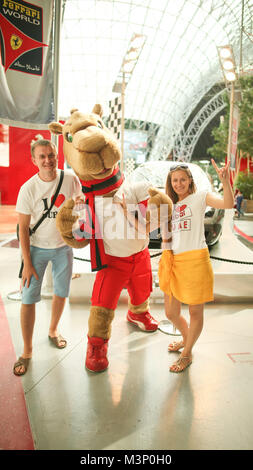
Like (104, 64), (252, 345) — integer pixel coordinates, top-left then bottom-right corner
(10, 35), (23, 50)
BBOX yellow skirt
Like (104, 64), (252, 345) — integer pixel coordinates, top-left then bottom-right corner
(158, 248), (214, 305)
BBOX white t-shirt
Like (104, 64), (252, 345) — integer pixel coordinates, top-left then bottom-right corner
(94, 179), (152, 257)
(16, 169), (82, 249)
(168, 190), (208, 255)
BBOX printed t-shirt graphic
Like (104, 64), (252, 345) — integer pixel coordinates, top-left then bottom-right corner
(172, 203), (192, 232)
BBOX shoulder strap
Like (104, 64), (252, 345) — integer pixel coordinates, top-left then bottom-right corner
(30, 170), (64, 235)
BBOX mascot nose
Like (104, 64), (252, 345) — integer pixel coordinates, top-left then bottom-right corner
(74, 126), (108, 153)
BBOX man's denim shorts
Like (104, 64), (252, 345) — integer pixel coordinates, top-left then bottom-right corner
(22, 245), (73, 304)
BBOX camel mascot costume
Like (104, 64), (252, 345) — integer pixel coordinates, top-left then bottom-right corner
(49, 105), (172, 372)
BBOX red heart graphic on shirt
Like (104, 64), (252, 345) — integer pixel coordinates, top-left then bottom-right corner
(52, 194), (65, 208)
(175, 204), (187, 213)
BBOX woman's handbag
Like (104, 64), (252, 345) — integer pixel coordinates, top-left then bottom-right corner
(17, 170), (64, 278)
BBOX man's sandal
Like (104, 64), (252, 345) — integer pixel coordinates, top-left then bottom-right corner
(13, 357), (31, 376)
(48, 334), (67, 349)
(168, 340), (184, 352)
(170, 356), (192, 373)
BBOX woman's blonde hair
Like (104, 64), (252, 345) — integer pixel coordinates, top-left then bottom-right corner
(165, 164), (197, 203)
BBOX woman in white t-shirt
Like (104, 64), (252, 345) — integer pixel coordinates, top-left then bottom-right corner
(158, 159), (234, 373)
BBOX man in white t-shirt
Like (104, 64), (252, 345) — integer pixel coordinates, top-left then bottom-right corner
(13, 138), (82, 376)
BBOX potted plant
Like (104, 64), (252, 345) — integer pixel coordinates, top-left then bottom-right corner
(208, 75), (253, 181)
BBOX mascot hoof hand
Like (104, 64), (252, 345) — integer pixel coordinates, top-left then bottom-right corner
(127, 311), (159, 332)
(85, 336), (109, 372)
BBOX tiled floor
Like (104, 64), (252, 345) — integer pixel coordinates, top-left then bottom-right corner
(0, 205), (253, 451)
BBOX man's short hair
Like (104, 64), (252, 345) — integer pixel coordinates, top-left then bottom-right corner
(30, 137), (57, 159)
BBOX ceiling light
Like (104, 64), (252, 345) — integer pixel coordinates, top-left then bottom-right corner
(219, 47), (232, 59)
(116, 33), (147, 77)
(125, 49), (140, 61)
(223, 60), (234, 70)
(122, 60), (135, 73)
(224, 71), (236, 81)
(217, 45), (237, 84)
(131, 35), (146, 49)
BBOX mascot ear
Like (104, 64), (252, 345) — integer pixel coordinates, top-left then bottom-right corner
(92, 104), (103, 117)
(49, 122), (63, 135)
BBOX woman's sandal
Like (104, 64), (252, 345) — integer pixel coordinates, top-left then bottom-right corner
(13, 357), (31, 376)
(48, 334), (67, 349)
(168, 340), (184, 352)
(169, 355), (192, 373)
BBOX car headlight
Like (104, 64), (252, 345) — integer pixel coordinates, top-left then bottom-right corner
(205, 207), (215, 218)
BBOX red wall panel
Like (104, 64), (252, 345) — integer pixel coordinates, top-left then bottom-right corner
(239, 156), (253, 173)
(0, 127), (64, 205)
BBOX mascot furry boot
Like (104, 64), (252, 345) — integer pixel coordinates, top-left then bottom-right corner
(49, 105), (172, 372)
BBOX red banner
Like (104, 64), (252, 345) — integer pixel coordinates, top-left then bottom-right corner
(230, 104), (240, 170)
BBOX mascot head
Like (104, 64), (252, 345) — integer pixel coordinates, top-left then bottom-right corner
(49, 104), (121, 181)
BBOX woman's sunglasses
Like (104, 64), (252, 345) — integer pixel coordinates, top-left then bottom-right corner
(170, 163), (189, 171)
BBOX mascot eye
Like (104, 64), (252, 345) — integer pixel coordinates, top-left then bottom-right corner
(97, 121), (103, 129)
(66, 132), (73, 143)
